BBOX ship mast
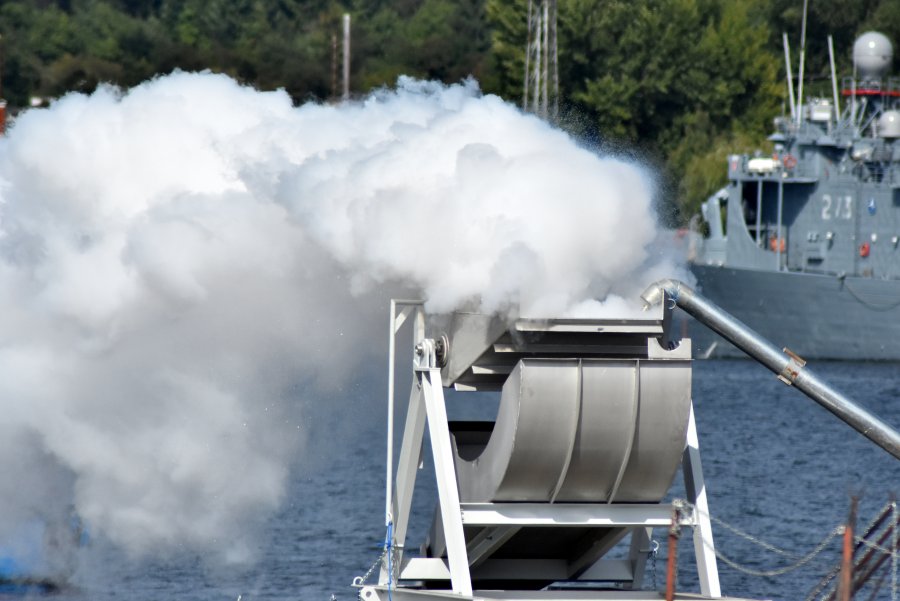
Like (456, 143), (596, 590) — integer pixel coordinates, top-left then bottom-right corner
(795, 0), (809, 125)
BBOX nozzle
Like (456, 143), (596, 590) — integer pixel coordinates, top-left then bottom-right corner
(640, 279), (683, 311)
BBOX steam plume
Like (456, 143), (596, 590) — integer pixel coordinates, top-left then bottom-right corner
(0, 72), (681, 570)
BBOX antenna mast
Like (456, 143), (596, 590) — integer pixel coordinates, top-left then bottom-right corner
(828, 35), (841, 123)
(795, 0), (809, 124)
(783, 33), (797, 120)
(523, 0), (558, 121)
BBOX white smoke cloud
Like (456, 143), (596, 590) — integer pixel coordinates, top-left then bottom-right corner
(0, 72), (683, 572)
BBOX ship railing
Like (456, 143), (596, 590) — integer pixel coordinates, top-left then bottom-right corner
(887, 76), (900, 94)
(842, 75), (883, 94)
(734, 153), (815, 182)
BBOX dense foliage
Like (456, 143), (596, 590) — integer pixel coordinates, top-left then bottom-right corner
(2, 0), (899, 219)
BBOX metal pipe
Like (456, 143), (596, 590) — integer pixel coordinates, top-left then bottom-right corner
(386, 300), (398, 526)
(640, 280), (900, 461)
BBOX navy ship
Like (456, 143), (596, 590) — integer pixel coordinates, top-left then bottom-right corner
(690, 31), (900, 360)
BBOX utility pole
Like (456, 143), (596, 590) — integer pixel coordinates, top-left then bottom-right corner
(331, 31), (338, 100)
(523, 0), (558, 122)
(342, 13), (351, 101)
(0, 34), (6, 136)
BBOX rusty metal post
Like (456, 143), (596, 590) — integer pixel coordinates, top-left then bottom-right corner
(846, 501), (900, 597)
(818, 501), (896, 601)
(839, 497), (859, 601)
(665, 509), (680, 601)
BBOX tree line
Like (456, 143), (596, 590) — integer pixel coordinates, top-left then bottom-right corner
(2, 0), (899, 219)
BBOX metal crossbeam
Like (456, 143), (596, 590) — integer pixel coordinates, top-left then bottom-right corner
(459, 503), (684, 527)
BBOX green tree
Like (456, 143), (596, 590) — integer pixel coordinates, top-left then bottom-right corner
(352, 0), (489, 90)
(487, 0), (781, 220)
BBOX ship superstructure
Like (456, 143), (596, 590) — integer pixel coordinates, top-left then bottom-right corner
(691, 31), (900, 359)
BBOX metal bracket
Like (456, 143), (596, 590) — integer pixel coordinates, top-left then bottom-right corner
(777, 347), (807, 386)
(414, 339), (438, 370)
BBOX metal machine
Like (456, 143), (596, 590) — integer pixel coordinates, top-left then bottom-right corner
(354, 282), (900, 601)
(355, 296), (722, 601)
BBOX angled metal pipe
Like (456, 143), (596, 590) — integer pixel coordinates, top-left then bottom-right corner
(641, 279), (900, 461)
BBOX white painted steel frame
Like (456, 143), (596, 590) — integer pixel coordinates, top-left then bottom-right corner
(381, 381), (426, 585)
(381, 299), (722, 599)
(459, 503), (679, 527)
(386, 300), (425, 526)
(383, 301), (426, 587)
(385, 301), (473, 595)
(419, 367), (474, 595)
(682, 404), (721, 597)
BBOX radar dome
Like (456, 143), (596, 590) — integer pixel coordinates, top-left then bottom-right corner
(879, 110), (900, 138)
(854, 31), (893, 77)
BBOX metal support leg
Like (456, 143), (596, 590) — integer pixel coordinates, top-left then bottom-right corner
(627, 527), (652, 590)
(682, 402), (721, 597)
(419, 368), (473, 596)
(382, 301), (426, 586)
(467, 526), (520, 569)
(381, 382), (427, 585)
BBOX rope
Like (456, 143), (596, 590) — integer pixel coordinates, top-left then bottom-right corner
(686, 501), (844, 578)
(353, 523), (395, 601)
(386, 522), (394, 601)
(709, 513), (802, 559)
(712, 526), (845, 578)
(805, 500), (900, 601)
(354, 544), (387, 588)
(649, 539), (659, 591)
(854, 535), (900, 558)
(805, 565), (841, 601)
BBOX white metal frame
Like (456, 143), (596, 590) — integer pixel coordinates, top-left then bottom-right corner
(376, 301), (722, 599)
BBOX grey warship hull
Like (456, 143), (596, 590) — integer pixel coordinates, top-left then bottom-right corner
(689, 264), (900, 360)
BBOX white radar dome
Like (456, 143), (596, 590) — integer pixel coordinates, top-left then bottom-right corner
(854, 31), (893, 77)
(879, 110), (900, 138)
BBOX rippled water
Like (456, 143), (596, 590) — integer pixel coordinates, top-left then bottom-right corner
(4, 358), (899, 601)
(681, 359), (900, 600)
